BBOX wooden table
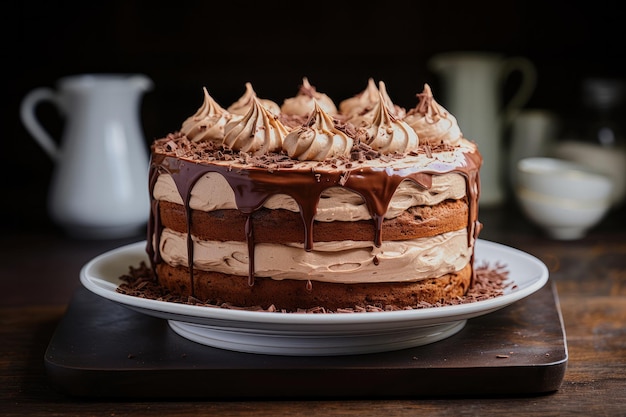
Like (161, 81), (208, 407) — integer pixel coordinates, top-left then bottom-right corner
(2, 203), (626, 416)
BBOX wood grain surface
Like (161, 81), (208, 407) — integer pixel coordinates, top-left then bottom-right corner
(2, 205), (626, 416)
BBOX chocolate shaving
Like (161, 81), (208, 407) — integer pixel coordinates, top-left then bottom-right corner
(153, 130), (461, 174)
(116, 262), (512, 314)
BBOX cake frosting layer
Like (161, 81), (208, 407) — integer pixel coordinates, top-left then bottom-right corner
(153, 170), (467, 221)
(158, 228), (471, 284)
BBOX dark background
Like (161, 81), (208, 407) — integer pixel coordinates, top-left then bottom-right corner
(4, 0), (625, 233)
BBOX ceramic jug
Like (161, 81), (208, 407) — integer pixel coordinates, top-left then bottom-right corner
(20, 74), (153, 238)
(429, 52), (537, 206)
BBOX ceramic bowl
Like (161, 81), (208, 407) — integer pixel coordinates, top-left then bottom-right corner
(516, 157), (614, 202)
(515, 186), (612, 240)
(553, 140), (626, 206)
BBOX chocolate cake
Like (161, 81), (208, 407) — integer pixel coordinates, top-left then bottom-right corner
(144, 78), (483, 312)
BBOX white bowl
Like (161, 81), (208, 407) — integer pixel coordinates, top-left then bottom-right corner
(515, 187), (611, 240)
(553, 140), (626, 206)
(516, 157), (614, 202)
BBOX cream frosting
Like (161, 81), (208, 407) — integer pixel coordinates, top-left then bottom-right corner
(345, 81), (406, 127)
(227, 82), (281, 116)
(280, 77), (337, 116)
(379, 81), (407, 119)
(154, 171), (467, 220)
(338, 77), (379, 117)
(363, 91), (419, 154)
(404, 83), (463, 146)
(180, 87), (233, 143)
(159, 227), (471, 283)
(223, 96), (288, 155)
(283, 101), (353, 161)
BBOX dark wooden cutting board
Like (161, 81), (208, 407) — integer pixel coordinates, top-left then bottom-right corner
(44, 281), (567, 399)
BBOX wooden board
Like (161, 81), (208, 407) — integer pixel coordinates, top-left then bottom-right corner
(44, 282), (567, 399)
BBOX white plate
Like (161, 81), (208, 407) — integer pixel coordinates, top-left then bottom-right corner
(80, 239), (549, 356)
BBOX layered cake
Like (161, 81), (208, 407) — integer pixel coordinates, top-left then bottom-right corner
(145, 78), (483, 312)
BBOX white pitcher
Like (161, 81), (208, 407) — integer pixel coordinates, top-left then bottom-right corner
(20, 74), (153, 239)
(429, 52), (537, 206)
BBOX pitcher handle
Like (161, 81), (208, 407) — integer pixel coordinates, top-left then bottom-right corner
(20, 87), (61, 161)
(501, 57), (537, 127)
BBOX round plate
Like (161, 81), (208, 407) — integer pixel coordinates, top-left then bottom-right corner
(80, 239), (549, 356)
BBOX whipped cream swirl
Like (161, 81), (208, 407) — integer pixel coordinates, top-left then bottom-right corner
(364, 91), (419, 154)
(338, 77), (379, 117)
(181, 87), (233, 143)
(379, 81), (406, 119)
(345, 81), (406, 127)
(227, 82), (281, 116)
(281, 77), (337, 117)
(404, 83), (462, 146)
(283, 101), (354, 161)
(223, 96), (288, 155)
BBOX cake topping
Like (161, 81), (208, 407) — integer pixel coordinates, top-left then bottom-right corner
(338, 77), (380, 117)
(363, 91), (419, 154)
(404, 83), (463, 146)
(223, 96), (288, 155)
(227, 82), (281, 116)
(344, 81), (406, 127)
(283, 101), (354, 161)
(180, 87), (233, 143)
(280, 77), (338, 117)
(379, 81), (407, 119)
